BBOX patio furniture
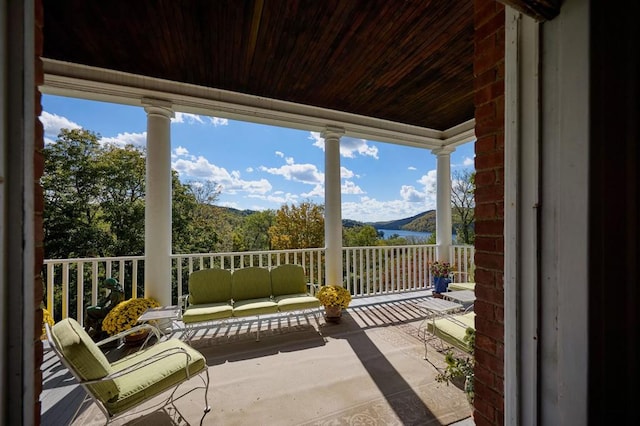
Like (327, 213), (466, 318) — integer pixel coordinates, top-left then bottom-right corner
(448, 282), (475, 292)
(416, 298), (464, 359)
(45, 318), (211, 424)
(442, 290), (476, 308)
(182, 264), (321, 341)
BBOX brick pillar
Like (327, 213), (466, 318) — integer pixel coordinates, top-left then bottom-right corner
(34, 0), (45, 423)
(473, 1), (505, 424)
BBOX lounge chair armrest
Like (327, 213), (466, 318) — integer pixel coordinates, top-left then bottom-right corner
(96, 323), (161, 348)
(307, 282), (319, 295)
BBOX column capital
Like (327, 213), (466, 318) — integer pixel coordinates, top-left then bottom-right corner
(142, 98), (174, 118)
(431, 146), (455, 156)
(321, 126), (345, 140)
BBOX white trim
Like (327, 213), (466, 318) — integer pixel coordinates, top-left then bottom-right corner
(503, 8), (521, 424)
(41, 59), (475, 149)
(505, 8), (540, 426)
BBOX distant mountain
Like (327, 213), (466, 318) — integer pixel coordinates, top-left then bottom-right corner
(367, 210), (436, 233)
(219, 206), (438, 233)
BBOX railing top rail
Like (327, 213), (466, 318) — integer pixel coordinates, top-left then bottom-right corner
(43, 255), (146, 264)
(170, 247), (325, 258)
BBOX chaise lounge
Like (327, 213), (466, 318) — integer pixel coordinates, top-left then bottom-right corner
(46, 318), (211, 424)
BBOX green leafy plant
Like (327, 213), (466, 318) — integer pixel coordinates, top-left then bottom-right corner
(102, 297), (160, 336)
(435, 327), (475, 404)
(316, 285), (352, 308)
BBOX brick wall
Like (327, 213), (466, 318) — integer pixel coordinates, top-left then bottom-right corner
(473, 1), (505, 424)
(34, 0), (45, 423)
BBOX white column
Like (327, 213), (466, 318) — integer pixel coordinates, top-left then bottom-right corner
(432, 146), (454, 262)
(143, 99), (174, 306)
(322, 126), (345, 287)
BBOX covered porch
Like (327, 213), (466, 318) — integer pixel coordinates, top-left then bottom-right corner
(41, 291), (475, 425)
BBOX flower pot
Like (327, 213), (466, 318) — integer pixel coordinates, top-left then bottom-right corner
(324, 305), (343, 323)
(433, 276), (451, 294)
(124, 329), (149, 346)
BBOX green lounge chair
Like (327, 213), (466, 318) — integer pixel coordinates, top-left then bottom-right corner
(46, 318), (211, 424)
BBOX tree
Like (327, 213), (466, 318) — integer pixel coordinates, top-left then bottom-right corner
(451, 169), (475, 244)
(239, 210), (275, 251)
(343, 225), (379, 247)
(43, 128), (112, 258)
(268, 201), (324, 249)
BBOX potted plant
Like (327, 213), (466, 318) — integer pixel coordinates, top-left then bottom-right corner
(41, 307), (55, 340)
(430, 261), (453, 297)
(316, 285), (352, 323)
(102, 297), (160, 343)
(435, 327), (475, 404)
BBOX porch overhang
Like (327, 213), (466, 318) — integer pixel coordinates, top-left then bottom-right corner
(41, 59), (475, 150)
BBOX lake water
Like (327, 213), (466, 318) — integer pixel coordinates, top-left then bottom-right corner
(376, 229), (432, 240)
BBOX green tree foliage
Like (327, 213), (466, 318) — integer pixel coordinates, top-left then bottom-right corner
(269, 201), (324, 249)
(343, 225), (379, 247)
(237, 210), (275, 251)
(451, 169), (475, 244)
(43, 129), (127, 258)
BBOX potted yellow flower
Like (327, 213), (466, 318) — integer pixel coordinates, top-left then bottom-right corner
(316, 285), (352, 323)
(41, 307), (55, 340)
(101, 297), (160, 341)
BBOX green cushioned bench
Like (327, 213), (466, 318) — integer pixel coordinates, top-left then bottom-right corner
(182, 264), (321, 341)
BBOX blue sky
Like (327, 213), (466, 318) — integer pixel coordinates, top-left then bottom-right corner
(41, 94), (475, 223)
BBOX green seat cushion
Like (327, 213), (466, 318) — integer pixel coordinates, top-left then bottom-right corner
(232, 298), (278, 317)
(106, 338), (207, 415)
(274, 294), (321, 311)
(231, 267), (272, 301)
(427, 312), (475, 352)
(188, 268), (232, 305)
(182, 302), (234, 324)
(270, 264), (307, 296)
(448, 282), (475, 292)
(50, 318), (119, 402)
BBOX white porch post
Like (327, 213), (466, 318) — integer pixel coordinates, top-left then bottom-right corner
(322, 126), (344, 287)
(143, 99), (174, 306)
(432, 147), (454, 262)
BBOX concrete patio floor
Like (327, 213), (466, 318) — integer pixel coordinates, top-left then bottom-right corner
(41, 291), (474, 425)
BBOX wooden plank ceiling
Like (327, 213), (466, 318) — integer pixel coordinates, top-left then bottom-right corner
(42, 0), (475, 131)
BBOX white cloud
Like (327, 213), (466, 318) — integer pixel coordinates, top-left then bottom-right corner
(463, 156), (474, 167)
(301, 185), (325, 198)
(275, 151), (284, 158)
(172, 112), (205, 124)
(342, 180), (365, 195)
(340, 166), (358, 179)
(39, 111), (81, 143)
(408, 166), (417, 171)
(101, 131), (147, 148)
(171, 113), (229, 127)
(259, 161), (323, 185)
(400, 185), (425, 202)
(172, 155), (272, 194)
(309, 132), (379, 159)
(174, 146), (190, 156)
(210, 117), (229, 126)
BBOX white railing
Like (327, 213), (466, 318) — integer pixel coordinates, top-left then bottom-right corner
(344, 245), (437, 296)
(43, 244), (474, 325)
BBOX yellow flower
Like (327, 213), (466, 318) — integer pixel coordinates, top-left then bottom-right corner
(101, 297), (160, 335)
(316, 285), (351, 309)
(41, 308), (55, 340)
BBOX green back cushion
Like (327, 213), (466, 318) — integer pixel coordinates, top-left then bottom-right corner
(189, 268), (232, 305)
(270, 264), (306, 296)
(231, 267), (272, 300)
(51, 318), (119, 401)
